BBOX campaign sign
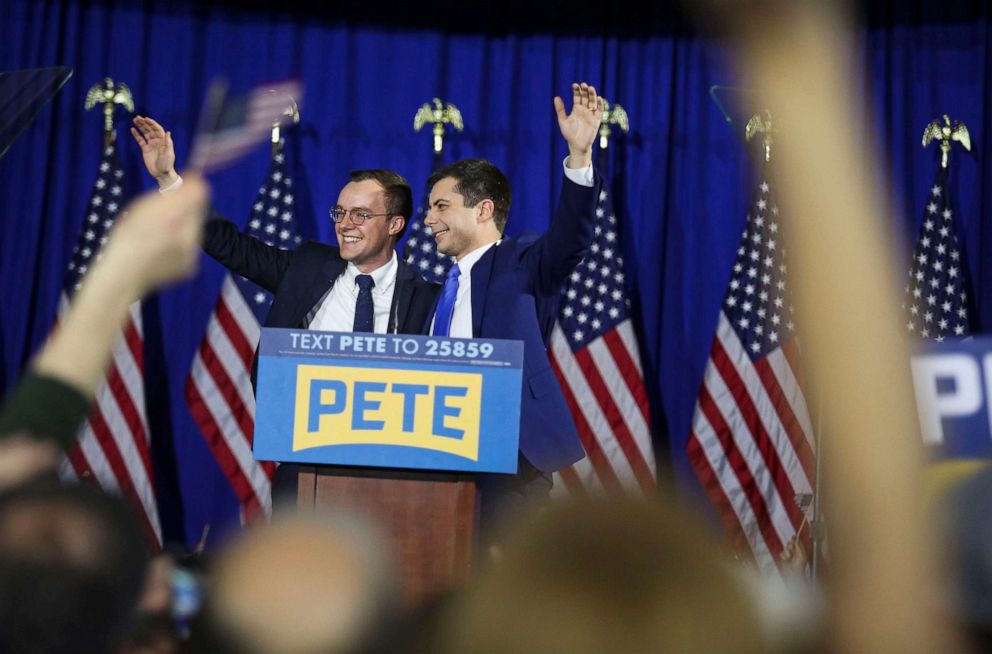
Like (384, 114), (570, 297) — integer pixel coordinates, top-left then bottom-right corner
(253, 329), (523, 473)
(912, 336), (992, 459)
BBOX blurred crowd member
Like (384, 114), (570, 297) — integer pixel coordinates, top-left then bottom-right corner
(938, 465), (992, 651)
(0, 434), (60, 491)
(0, 482), (149, 654)
(0, 175), (208, 454)
(184, 510), (396, 654)
(434, 497), (772, 654)
(732, 542), (823, 654)
(0, 178), (209, 653)
(120, 612), (183, 654)
(693, 1), (965, 652)
(431, 0), (973, 651)
(119, 554), (184, 654)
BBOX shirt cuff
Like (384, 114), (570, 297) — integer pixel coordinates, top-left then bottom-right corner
(562, 157), (594, 187)
(158, 175), (184, 193)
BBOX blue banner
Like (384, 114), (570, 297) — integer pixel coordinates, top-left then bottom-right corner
(254, 329), (523, 473)
(912, 336), (992, 460)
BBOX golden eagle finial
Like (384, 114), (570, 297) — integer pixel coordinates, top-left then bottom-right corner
(413, 98), (464, 154)
(922, 115), (971, 169)
(85, 78), (134, 141)
(598, 99), (630, 149)
(745, 111), (775, 163)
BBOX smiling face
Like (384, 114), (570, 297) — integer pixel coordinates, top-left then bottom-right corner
(333, 180), (404, 272)
(426, 176), (499, 260)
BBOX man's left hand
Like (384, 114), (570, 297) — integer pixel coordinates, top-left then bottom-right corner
(554, 82), (604, 169)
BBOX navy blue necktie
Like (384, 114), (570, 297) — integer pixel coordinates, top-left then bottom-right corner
(353, 274), (375, 333)
(432, 263), (461, 336)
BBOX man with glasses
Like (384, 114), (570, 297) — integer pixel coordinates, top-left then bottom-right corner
(131, 118), (439, 498)
(131, 118), (438, 338)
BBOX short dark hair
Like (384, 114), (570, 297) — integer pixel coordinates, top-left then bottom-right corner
(428, 159), (512, 234)
(0, 482), (149, 654)
(349, 169), (413, 237)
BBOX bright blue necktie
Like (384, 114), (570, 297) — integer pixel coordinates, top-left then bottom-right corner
(352, 274), (375, 332)
(432, 263), (461, 337)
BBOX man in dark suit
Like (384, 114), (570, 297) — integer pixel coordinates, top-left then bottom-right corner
(424, 82), (604, 526)
(198, 169), (438, 336)
(130, 118), (439, 498)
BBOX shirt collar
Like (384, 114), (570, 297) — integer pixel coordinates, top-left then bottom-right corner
(456, 240), (499, 278)
(343, 251), (397, 296)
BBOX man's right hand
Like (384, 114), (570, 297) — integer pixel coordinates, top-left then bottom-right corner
(131, 116), (179, 189)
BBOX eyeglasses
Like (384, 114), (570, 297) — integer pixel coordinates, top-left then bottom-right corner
(329, 207), (392, 225)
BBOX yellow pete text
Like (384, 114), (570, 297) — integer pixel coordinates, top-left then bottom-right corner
(293, 365), (482, 461)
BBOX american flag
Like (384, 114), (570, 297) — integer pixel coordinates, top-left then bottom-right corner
(59, 140), (162, 546)
(686, 175), (815, 575)
(903, 167), (972, 340)
(548, 185), (656, 495)
(189, 80), (303, 174)
(185, 147), (303, 521)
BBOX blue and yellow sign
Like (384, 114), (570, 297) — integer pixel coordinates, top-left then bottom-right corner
(913, 335), (992, 460)
(253, 329), (523, 473)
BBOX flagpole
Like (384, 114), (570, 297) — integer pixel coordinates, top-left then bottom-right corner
(402, 97), (462, 286)
(810, 386), (824, 593)
(744, 111), (826, 584)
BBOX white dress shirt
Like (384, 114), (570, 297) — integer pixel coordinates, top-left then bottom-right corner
(431, 159), (594, 338)
(309, 252), (398, 333)
(441, 241), (497, 338)
(562, 159), (595, 188)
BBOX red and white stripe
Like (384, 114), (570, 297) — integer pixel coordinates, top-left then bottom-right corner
(549, 319), (656, 496)
(185, 276), (274, 521)
(59, 299), (162, 546)
(687, 312), (814, 574)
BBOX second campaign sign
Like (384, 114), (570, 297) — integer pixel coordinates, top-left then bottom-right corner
(253, 328), (523, 473)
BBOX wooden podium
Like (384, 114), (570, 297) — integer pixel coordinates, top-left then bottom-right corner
(254, 329), (524, 606)
(294, 465), (478, 605)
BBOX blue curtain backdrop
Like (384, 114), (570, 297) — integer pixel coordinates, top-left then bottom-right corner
(3, 0), (992, 547)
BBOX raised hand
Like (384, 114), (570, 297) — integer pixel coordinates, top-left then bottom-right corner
(130, 116), (179, 188)
(31, 175), (209, 397)
(553, 82), (605, 169)
(104, 174), (209, 293)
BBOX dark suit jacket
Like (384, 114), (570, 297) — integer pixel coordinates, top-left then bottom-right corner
(426, 174), (602, 473)
(203, 214), (439, 334)
(204, 213), (442, 501)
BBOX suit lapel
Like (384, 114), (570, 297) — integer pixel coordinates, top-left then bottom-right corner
(392, 259), (416, 333)
(299, 255), (347, 327)
(470, 243), (498, 337)
(424, 289), (442, 334)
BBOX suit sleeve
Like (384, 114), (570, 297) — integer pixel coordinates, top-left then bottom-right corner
(523, 171), (602, 298)
(0, 374), (90, 451)
(203, 208), (295, 292)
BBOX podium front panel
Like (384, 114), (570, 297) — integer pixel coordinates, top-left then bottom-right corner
(255, 329), (523, 474)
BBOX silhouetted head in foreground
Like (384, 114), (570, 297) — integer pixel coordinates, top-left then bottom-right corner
(186, 510), (396, 654)
(0, 482), (149, 654)
(436, 497), (769, 654)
